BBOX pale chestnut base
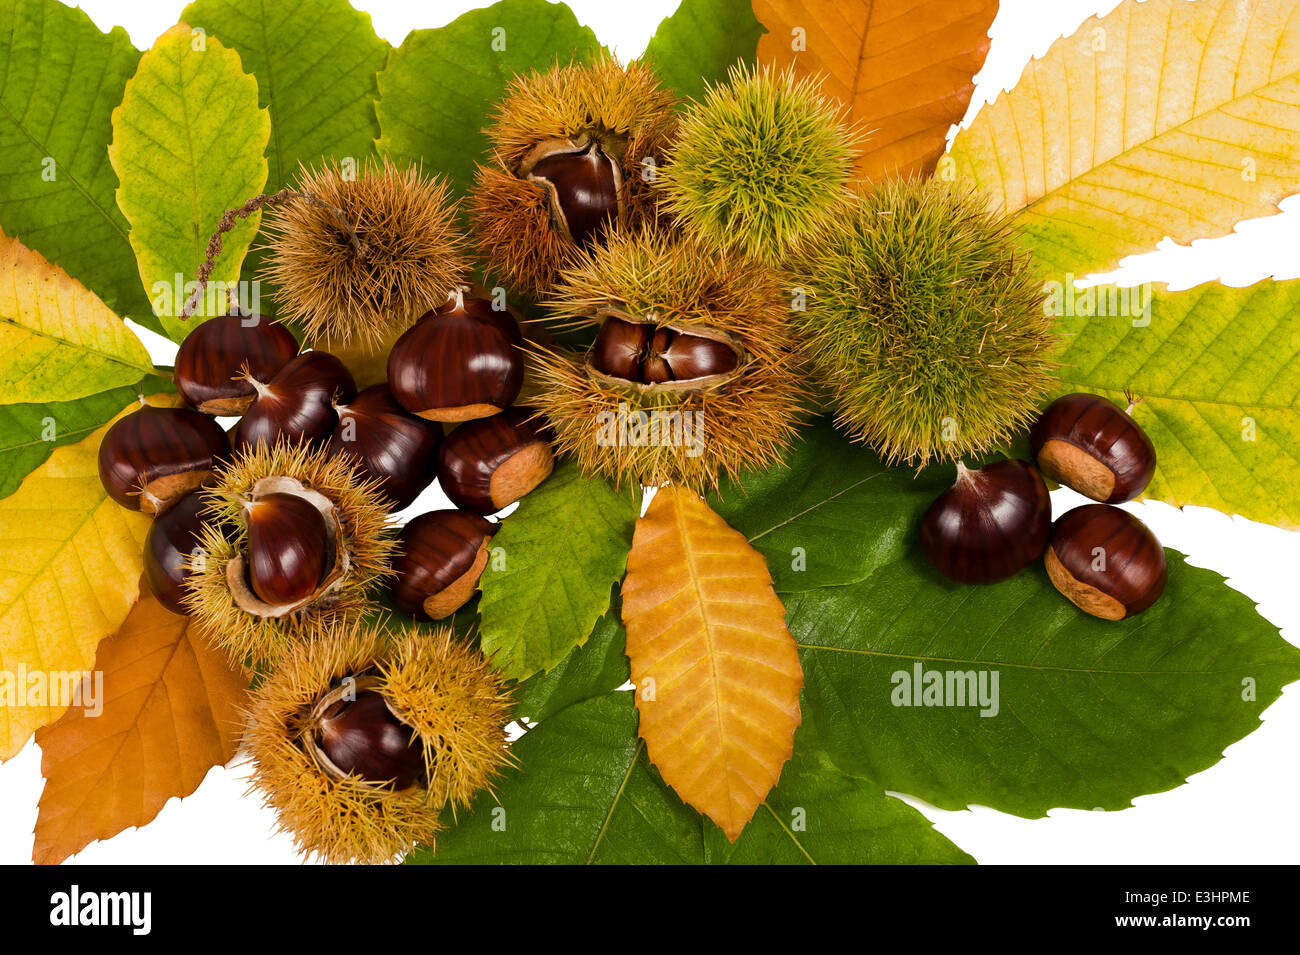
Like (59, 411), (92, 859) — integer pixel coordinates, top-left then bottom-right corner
(489, 441), (555, 510)
(423, 540), (491, 619)
(1045, 546), (1127, 620)
(418, 403), (504, 423)
(196, 394), (256, 416)
(139, 469), (213, 515)
(1038, 439), (1116, 501)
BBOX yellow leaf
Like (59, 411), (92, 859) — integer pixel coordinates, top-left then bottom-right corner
(0, 229), (154, 404)
(949, 0), (1300, 275)
(0, 396), (172, 760)
(32, 586), (249, 865)
(621, 485), (803, 841)
(754, 0), (997, 180)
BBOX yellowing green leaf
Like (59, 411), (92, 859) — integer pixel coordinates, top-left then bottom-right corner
(621, 485), (803, 842)
(110, 23), (270, 342)
(950, 0), (1300, 276)
(0, 230), (154, 404)
(1055, 279), (1300, 528)
(0, 397), (165, 760)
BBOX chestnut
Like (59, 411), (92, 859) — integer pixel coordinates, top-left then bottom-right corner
(328, 385), (443, 510)
(526, 139), (620, 247)
(143, 489), (210, 614)
(1030, 393), (1156, 503)
(387, 288), (524, 423)
(918, 459), (1051, 584)
(1045, 503), (1166, 620)
(589, 317), (741, 385)
(389, 509), (496, 620)
(591, 315), (648, 380)
(174, 314), (299, 414)
(437, 408), (554, 515)
(243, 491), (331, 606)
(311, 687), (423, 790)
(98, 402), (230, 515)
(235, 350), (356, 450)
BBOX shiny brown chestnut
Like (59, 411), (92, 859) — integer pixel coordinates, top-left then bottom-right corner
(329, 385), (443, 510)
(311, 687), (423, 790)
(589, 318), (741, 385)
(918, 459), (1052, 584)
(389, 509), (496, 620)
(235, 351), (356, 450)
(174, 314), (299, 414)
(98, 402), (230, 515)
(143, 489), (209, 614)
(526, 139), (621, 247)
(1045, 504), (1166, 620)
(387, 288), (524, 423)
(438, 408), (555, 515)
(1030, 393), (1156, 503)
(243, 491), (331, 606)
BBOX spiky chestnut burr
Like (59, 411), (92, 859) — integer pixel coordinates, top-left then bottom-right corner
(234, 351), (357, 451)
(389, 510), (496, 620)
(468, 57), (678, 298)
(791, 178), (1058, 467)
(244, 618), (514, 864)
(386, 286), (524, 423)
(260, 157), (468, 348)
(919, 460), (1052, 585)
(1045, 504), (1167, 620)
(531, 226), (810, 491)
(438, 408), (555, 515)
(328, 385), (442, 511)
(182, 440), (395, 667)
(98, 400), (230, 515)
(1031, 393), (1157, 504)
(658, 63), (860, 266)
(174, 314), (299, 415)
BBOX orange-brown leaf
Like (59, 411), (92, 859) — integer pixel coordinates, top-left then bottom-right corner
(32, 585), (249, 865)
(621, 485), (803, 841)
(754, 0), (998, 180)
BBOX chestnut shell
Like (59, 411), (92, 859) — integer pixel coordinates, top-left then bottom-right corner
(98, 404), (230, 515)
(244, 491), (331, 606)
(437, 408), (555, 515)
(1030, 393), (1156, 503)
(329, 384), (442, 510)
(389, 509), (495, 620)
(918, 459), (1052, 585)
(1045, 503), (1167, 620)
(528, 141), (620, 246)
(174, 314), (299, 415)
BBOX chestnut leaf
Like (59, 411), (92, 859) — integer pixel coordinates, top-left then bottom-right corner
(948, 0), (1300, 279)
(639, 0), (764, 103)
(789, 548), (1300, 818)
(375, 0), (602, 200)
(109, 23), (270, 343)
(0, 373), (173, 502)
(513, 599), (630, 724)
(407, 692), (972, 864)
(1048, 280), (1300, 530)
(0, 0), (162, 334)
(476, 460), (639, 681)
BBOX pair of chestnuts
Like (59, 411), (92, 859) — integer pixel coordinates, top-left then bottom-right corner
(102, 291), (554, 621)
(919, 393), (1166, 620)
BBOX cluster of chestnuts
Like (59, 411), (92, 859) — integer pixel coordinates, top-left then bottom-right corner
(919, 393), (1166, 621)
(100, 289), (554, 629)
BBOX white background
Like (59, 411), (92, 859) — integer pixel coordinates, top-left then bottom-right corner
(1, 0), (1296, 865)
